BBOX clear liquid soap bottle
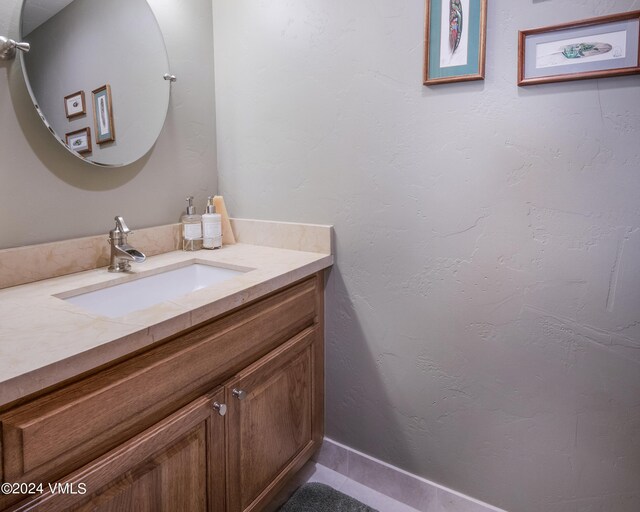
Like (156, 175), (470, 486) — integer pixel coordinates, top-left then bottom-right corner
(181, 196), (202, 251)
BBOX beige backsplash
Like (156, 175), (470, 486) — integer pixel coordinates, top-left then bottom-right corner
(0, 219), (333, 289)
(0, 224), (181, 289)
(230, 218), (333, 254)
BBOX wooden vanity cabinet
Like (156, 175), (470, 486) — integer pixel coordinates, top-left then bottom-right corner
(6, 390), (227, 512)
(0, 272), (325, 512)
(226, 327), (323, 512)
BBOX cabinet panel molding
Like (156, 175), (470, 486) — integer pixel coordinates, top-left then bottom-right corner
(5, 389), (225, 512)
(1, 277), (316, 490)
(226, 327), (322, 512)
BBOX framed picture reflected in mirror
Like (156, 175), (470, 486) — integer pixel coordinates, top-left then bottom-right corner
(92, 84), (116, 144)
(64, 91), (86, 119)
(65, 127), (92, 154)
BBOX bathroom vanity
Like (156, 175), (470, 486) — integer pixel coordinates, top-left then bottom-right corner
(0, 221), (333, 512)
(2, 0), (332, 508)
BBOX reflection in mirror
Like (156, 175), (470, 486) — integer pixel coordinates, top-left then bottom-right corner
(20, 0), (171, 167)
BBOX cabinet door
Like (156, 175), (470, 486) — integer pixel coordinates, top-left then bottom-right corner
(226, 327), (322, 512)
(8, 390), (226, 512)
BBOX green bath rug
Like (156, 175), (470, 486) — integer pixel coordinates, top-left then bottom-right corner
(279, 482), (378, 512)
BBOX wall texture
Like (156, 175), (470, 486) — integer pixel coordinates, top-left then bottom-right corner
(0, 0), (217, 249)
(213, 1), (640, 511)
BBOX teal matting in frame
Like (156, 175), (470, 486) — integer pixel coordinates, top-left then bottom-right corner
(424, 0), (487, 85)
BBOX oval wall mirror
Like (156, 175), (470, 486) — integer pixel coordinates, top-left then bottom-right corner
(20, 0), (171, 167)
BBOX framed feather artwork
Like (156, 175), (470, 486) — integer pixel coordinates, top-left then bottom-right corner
(423, 0), (487, 85)
(518, 11), (640, 86)
(92, 84), (116, 144)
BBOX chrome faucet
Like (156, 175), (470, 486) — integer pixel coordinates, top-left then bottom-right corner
(108, 216), (146, 272)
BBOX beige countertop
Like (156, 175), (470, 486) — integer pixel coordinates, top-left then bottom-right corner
(0, 240), (332, 408)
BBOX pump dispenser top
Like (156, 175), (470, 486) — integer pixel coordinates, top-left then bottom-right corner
(186, 196), (196, 215)
(206, 196), (216, 214)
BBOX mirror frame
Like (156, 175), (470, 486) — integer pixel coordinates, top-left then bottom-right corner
(18, 0), (172, 168)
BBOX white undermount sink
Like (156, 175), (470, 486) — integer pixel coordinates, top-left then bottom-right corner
(61, 262), (247, 318)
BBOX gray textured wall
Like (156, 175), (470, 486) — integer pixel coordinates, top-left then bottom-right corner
(0, 0), (217, 249)
(213, 0), (640, 511)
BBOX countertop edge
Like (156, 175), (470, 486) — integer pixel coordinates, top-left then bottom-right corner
(0, 252), (333, 409)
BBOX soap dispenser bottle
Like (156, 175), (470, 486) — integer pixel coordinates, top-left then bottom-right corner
(202, 196), (222, 249)
(181, 196), (202, 251)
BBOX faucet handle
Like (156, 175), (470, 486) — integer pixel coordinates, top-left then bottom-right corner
(114, 216), (131, 235)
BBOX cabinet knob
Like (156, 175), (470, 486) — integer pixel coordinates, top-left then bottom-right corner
(213, 402), (227, 416)
(232, 388), (247, 400)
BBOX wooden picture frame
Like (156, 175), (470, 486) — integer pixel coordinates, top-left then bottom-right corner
(518, 11), (640, 86)
(92, 84), (116, 144)
(65, 127), (92, 154)
(424, 0), (487, 85)
(64, 91), (86, 119)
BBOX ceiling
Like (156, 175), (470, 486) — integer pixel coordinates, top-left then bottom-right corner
(22, 0), (76, 36)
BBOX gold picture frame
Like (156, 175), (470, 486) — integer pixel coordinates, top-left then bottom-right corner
(518, 11), (640, 86)
(92, 84), (116, 144)
(424, 0), (487, 85)
(65, 127), (92, 155)
(64, 91), (86, 119)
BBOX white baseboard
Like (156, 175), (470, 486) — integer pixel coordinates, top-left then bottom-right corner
(313, 437), (507, 512)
